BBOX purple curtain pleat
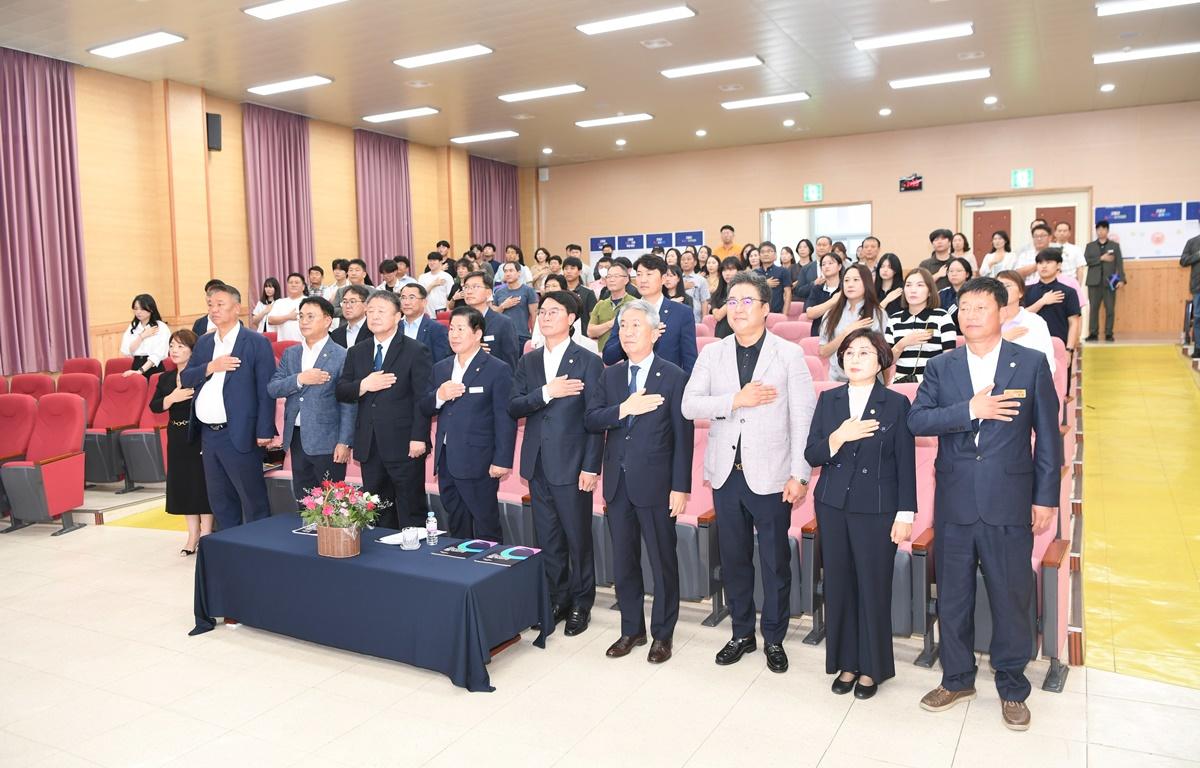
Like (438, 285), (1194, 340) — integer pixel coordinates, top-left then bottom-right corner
(468, 155), (520, 249)
(0, 47), (90, 374)
(242, 103), (314, 292)
(354, 129), (414, 266)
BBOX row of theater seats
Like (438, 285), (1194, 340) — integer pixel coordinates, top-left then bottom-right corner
(0, 393), (88, 535)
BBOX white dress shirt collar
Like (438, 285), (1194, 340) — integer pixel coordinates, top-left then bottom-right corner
(372, 330), (399, 362)
(627, 352), (655, 389)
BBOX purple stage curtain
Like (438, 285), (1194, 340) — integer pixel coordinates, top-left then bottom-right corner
(243, 103), (314, 292)
(469, 155), (520, 249)
(354, 130), (414, 265)
(0, 48), (90, 375)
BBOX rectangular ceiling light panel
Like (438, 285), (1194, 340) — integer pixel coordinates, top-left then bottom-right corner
(888, 67), (990, 89)
(247, 75), (333, 95)
(450, 130), (519, 144)
(394, 44), (492, 69)
(363, 107), (439, 122)
(498, 84), (586, 102)
(720, 91), (810, 109)
(243, 0), (350, 20)
(661, 56), (763, 78)
(88, 31), (184, 58)
(574, 113), (654, 127)
(577, 5), (696, 35)
(853, 22), (974, 51)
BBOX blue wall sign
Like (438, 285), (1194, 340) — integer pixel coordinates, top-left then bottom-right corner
(1139, 203), (1182, 222)
(1095, 206), (1136, 224)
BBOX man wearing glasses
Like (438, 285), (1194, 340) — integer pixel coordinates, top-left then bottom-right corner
(399, 283), (451, 363)
(601, 254), (697, 373)
(330, 284), (370, 348)
(461, 271), (520, 372)
(683, 271), (817, 674)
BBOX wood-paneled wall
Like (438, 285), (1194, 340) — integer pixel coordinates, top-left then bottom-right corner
(205, 96), (250, 296)
(1112, 260), (1192, 336)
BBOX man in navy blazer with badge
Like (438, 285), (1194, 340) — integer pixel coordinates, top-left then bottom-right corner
(908, 276), (1060, 732)
(460, 270), (520, 371)
(182, 283), (276, 530)
(603, 254), (697, 373)
(585, 299), (692, 665)
(509, 290), (604, 636)
(420, 306), (516, 541)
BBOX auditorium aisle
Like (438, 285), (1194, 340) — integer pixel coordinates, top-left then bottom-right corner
(1081, 344), (1200, 690)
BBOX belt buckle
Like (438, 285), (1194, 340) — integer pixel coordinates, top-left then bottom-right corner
(733, 462), (743, 471)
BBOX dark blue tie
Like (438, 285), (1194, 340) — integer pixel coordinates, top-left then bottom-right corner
(625, 365), (640, 428)
(373, 343), (383, 372)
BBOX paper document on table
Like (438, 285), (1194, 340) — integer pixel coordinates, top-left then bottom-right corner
(378, 529), (446, 545)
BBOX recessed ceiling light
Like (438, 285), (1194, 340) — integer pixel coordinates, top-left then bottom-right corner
(888, 67), (990, 89)
(393, 44), (492, 69)
(782, 118), (796, 127)
(853, 22), (974, 51)
(1100, 82), (1117, 92)
(498, 84), (585, 103)
(243, 0), (349, 20)
(449, 130), (519, 144)
(717, 83), (744, 92)
(1096, 0), (1200, 16)
(695, 129), (707, 137)
(577, 5), (696, 35)
(542, 147), (553, 155)
(362, 106), (439, 123)
(957, 50), (986, 60)
(878, 107), (892, 116)
(640, 38), (673, 49)
(721, 92), (811, 110)
(575, 113), (654, 128)
(247, 75), (332, 95)
(661, 56), (763, 78)
(406, 80), (432, 88)
(615, 139), (627, 146)
(88, 31), (184, 58)
(983, 95), (999, 105)
(1093, 41), (1200, 63)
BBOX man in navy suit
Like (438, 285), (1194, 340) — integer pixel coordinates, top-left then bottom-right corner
(461, 270), (520, 371)
(420, 306), (517, 541)
(908, 276), (1060, 732)
(335, 290), (433, 529)
(585, 299), (693, 664)
(182, 284), (275, 530)
(399, 283), (451, 363)
(509, 290), (604, 636)
(603, 254), (697, 372)
(266, 296), (356, 507)
(329, 284), (370, 348)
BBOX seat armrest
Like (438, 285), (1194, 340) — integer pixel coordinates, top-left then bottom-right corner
(801, 519), (818, 535)
(1042, 539), (1069, 568)
(0, 452), (24, 462)
(38, 451), (84, 466)
(911, 528), (935, 554)
(107, 423), (138, 434)
(521, 494), (531, 505)
(696, 508), (715, 525)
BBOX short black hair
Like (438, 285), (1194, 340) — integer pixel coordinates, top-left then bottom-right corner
(482, 242), (496, 251)
(367, 289), (403, 311)
(759, 240), (776, 252)
(426, 251), (443, 262)
(308, 265), (325, 276)
(348, 258), (368, 271)
(331, 259), (350, 272)
(543, 274), (569, 291)
(343, 284), (371, 302)
(720, 224), (735, 233)
(399, 282), (428, 298)
(651, 246), (665, 255)
(547, 255), (563, 266)
(463, 269), (493, 289)
(613, 256), (633, 270)
(863, 236), (881, 248)
(540, 290), (580, 324)
(395, 255), (411, 268)
(601, 243), (614, 252)
(1031, 223), (1052, 236)
(299, 296), (335, 318)
(633, 254), (668, 275)
(286, 271), (306, 284)
(379, 259), (398, 274)
(947, 256), (975, 278)
(1035, 248), (1063, 264)
(563, 256), (584, 270)
(436, 239), (450, 249)
(837, 329), (894, 371)
(204, 278), (225, 292)
(727, 270), (770, 304)
(450, 305), (485, 334)
(208, 283), (241, 304)
(1096, 219), (1110, 230)
(958, 276), (1008, 309)
(929, 228), (953, 243)
(565, 243), (582, 253)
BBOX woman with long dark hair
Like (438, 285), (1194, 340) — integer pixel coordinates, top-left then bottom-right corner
(979, 230), (1013, 277)
(663, 264), (693, 308)
(806, 252), (845, 336)
(873, 253), (905, 315)
(885, 268), (956, 384)
(791, 238), (818, 304)
(938, 257), (975, 330)
(251, 277), (281, 332)
(708, 256), (743, 338)
(702, 252), (721, 295)
(819, 263), (885, 381)
(120, 293), (170, 378)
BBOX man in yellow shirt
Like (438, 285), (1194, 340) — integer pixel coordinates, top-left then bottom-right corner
(712, 224), (741, 260)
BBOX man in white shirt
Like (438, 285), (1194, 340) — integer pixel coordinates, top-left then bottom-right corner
(324, 258), (351, 307)
(267, 272), (306, 342)
(330, 284), (369, 348)
(1052, 222), (1087, 287)
(418, 252), (454, 315)
(1014, 223), (1052, 282)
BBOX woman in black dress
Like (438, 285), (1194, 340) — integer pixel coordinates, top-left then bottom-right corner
(150, 329), (212, 555)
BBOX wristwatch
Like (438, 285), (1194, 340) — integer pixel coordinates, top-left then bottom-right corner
(799, 478), (809, 486)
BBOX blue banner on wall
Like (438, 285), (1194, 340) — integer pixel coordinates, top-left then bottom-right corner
(646, 232), (673, 248)
(675, 230), (704, 247)
(618, 234), (645, 250)
(1140, 203), (1183, 222)
(589, 236), (615, 252)
(1095, 205), (1136, 224)
(1187, 202), (1200, 221)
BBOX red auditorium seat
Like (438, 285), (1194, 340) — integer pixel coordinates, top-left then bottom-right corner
(805, 355), (827, 382)
(813, 380), (843, 397)
(496, 427), (537, 546)
(772, 320), (811, 343)
(10, 374), (54, 400)
(118, 373), (170, 485)
(0, 394), (39, 518)
(161, 358), (177, 373)
(0, 393), (87, 535)
(62, 357), (102, 378)
(436, 310), (450, 322)
(56, 373), (102, 426)
(0, 379), (7, 395)
(522, 340), (534, 355)
(272, 340), (300, 363)
(263, 331), (278, 343)
(104, 357), (134, 378)
(695, 323), (713, 338)
(83, 374), (148, 493)
(696, 336), (721, 354)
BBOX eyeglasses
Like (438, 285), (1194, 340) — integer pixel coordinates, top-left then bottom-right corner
(340, 299), (362, 306)
(725, 297), (765, 309)
(843, 349), (879, 361)
(537, 308), (565, 318)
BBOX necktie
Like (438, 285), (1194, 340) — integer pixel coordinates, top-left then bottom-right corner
(374, 343), (383, 372)
(625, 365), (640, 428)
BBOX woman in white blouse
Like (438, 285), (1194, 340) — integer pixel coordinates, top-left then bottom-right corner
(250, 277), (281, 333)
(267, 273), (306, 342)
(996, 270), (1057, 375)
(119, 294), (171, 378)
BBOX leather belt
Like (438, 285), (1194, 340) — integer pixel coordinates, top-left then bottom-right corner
(204, 422), (228, 431)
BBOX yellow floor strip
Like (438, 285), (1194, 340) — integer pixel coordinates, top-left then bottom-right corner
(1082, 345), (1200, 689)
(106, 507), (188, 532)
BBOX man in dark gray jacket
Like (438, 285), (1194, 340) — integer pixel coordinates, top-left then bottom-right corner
(1182, 233), (1200, 359)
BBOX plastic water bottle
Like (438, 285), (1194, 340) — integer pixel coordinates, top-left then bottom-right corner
(425, 511), (439, 546)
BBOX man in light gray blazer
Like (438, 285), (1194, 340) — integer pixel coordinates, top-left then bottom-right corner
(267, 296), (357, 507)
(682, 271), (816, 674)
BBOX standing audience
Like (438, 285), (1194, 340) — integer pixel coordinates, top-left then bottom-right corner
(120, 294), (170, 378)
(886, 268), (957, 384)
(820, 264), (885, 382)
(1084, 219), (1126, 342)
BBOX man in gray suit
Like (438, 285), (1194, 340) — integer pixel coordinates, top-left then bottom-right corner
(267, 296), (357, 506)
(682, 271), (816, 674)
(1083, 219), (1126, 342)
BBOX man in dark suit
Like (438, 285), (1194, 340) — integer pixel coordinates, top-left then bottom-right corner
(329, 284), (370, 349)
(266, 297), (357, 507)
(1083, 219), (1126, 342)
(399, 283), (451, 363)
(420, 306), (517, 541)
(190, 279), (225, 336)
(460, 270), (520, 371)
(509, 290), (604, 635)
(335, 290), (433, 529)
(603, 254), (697, 372)
(584, 299), (693, 664)
(908, 276), (1060, 732)
(181, 284), (275, 530)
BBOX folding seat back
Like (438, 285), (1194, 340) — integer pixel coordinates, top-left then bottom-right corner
(773, 321), (810, 343)
(0, 394), (38, 462)
(786, 302), (805, 319)
(697, 336), (721, 354)
(272, 340), (299, 363)
(161, 358), (177, 373)
(888, 382), (919, 403)
(523, 339), (534, 355)
(119, 373), (170, 485)
(1, 393), (86, 532)
(805, 355), (827, 382)
(799, 337), (822, 358)
(263, 331), (278, 343)
(62, 357), (102, 378)
(814, 380), (843, 397)
(104, 357), (134, 378)
(765, 313), (787, 329)
(10, 374), (54, 400)
(435, 310), (450, 322)
(56, 373), (101, 426)
(0, 378), (7, 395)
(84, 374), (148, 487)
(695, 323), (713, 338)
(702, 315), (717, 332)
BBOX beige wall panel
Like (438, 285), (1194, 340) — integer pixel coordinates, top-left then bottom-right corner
(309, 119), (358, 271)
(204, 96), (250, 301)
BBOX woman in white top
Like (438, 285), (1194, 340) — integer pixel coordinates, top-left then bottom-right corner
(251, 277), (281, 333)
(119, 293), (171, 378)
(504, 245), (534, 286)
(996, 270), (1057, 374)
(885, 268), (957, 384)
(978, 230), (1014, 277)
(820, 264), (886, 382)
(267, 272), (306, 342)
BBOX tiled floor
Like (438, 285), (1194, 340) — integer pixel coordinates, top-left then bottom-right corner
(1, 516), (1198, 768)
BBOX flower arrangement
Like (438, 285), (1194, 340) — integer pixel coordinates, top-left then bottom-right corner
(300, 480), (386, 531)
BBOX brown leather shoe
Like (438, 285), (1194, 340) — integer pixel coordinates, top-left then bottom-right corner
(919, 685), (976, 712)
(606, 634), (647, 658)
(1001, 700), (1031, 731)
(647, 639), (672, 664)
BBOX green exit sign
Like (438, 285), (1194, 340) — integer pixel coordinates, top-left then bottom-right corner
(1011, 168), (1034, 189)
(803, 183), (824, 202)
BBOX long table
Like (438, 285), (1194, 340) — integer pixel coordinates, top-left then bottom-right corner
(191, 515), (553, 692)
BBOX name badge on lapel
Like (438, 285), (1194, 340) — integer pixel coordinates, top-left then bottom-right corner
(468, 386), (484, 394)
(1003, 389), (1026, 398)
(483, 335), (495, 342)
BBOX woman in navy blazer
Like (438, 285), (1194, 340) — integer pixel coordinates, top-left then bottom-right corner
(804, 328), (917, 700)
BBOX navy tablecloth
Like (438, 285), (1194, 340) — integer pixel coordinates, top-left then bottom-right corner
(191, 515), (554, 692)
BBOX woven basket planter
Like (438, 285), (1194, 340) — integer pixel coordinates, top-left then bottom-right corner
(316, 525), (361, 558)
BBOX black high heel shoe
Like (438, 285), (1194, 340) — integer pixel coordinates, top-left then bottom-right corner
(180, 548), (196, 557)
(832, 672), (857, 695)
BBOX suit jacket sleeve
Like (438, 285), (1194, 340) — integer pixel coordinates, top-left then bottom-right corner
(1114, 244), (1126, 281)
(681, 346), (736, 421)
(803, 392), (835, 468)
(433, 326), (451, 363)
(332, 352), (356, 446)
(336, 345), (364, 403)
(788, 348), (816, 482)
(679, 311), (697, 373)
(895, 397), (918, 513)
(266, 347), (301, 399)
(583, 371), (621, 433)
(907, 356), (972, 436)
(581, 357), (604, 474)
(507, 355), (547, 419)
(1084, 242), (1102, 268)
(254, 338), (276, 440)
(1031, 355), (1061, 508)
(669, 375), (694, 494)
(602, 324), (626, 365)
(492, 364), (518, 469)
(410, 343), (433, 443)
(418, 362), (446, 417)
(180, 337), (212, 389)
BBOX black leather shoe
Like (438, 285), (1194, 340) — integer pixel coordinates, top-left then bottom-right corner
(605, 634), (646, 658)
(1105, 335), (1114, 342)
(552, 604), (571, 624)
(1084, 334), (1098, 342)
(831, 673), (857, 695)
(715, 636), (756, 665)
(564, 607), (591, 636)
(854, 680), (878, 699)
(647, 639), (672, 664)
(764, 643), (788, 673)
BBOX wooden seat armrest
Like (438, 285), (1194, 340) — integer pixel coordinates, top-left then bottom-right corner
(801, 519), (818, 535)
(1042, 539), (1070, 568)
(696, 508), (716, 524)
(521, 494), (531, 505)
(911, 528), (935, 553)
(0, 452), (24, 463)
(37, 450), (83, 466)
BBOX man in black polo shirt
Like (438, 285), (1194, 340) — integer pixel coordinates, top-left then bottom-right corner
(563, 255), (598, 336)
(755, 241), (793, 315)
(1023, 249), (1081, 368)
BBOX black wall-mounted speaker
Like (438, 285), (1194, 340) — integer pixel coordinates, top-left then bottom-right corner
(205, 112), (222, 152)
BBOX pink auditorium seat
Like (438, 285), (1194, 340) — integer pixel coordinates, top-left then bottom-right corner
(697, 336), (721, 354)
(673, 423), (724, 621)
(813, 380), (844, 397)
(694, 322), (713, 338)
(805, 355), (827, 382)
(787, 302), (806, 319)
(1, 393), (87, 535)
(56, 373), (101, 426)
(10, 374), (54, 400)
(773, 321), (810, 343)
(104, 357), (134, 378)
(799, 336), (822, 358)
(765, 313), (787, 329)
(955, 336), (967, 348)
(523, 340), (534, 355)
(496, 425), (537, 546)
(0, 379), (7, 395)
(119, 373), (170, 485)
(83, 374), (148, 492)
(0, 394), (39, 519)
(62, 357), (102, 379)
(702, 315), (717, 332)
